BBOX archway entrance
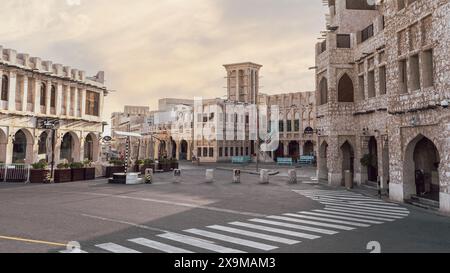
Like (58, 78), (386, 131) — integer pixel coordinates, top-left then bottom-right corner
(171, 140), (177, 159)
(274, 142), (284, 161)
(0, 129), (7, 163)
(158, 141), (167, 159)
(405, 135), (440, 201)
(84, 134), (94, 161)
(180, 140), (188, 160)
(61, 133), (75, 163)
(319, 141), (329, 180)
(38, 131), (50, 162)
(340, 141), (354, 185)
(368, 137), (378, 182)
(303, 141), (314, 156)
(288, 141), (299, 160)
(13, 130), (30, 163)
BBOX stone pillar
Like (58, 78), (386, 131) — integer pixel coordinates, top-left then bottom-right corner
(74, 88), (79, 117)
(355, 136), (369, 186)
(5, 135), (14, 164)
(46, 81), (51, 114)
(283, 141), (289, 157)
(7, 71), (16, 111)
(175, 141), (180, 160)
(299, 141), (304, 156)
(235, 70), (239, 100)
(33, 78), (40, 114)
(439, 122), (450, 213)
(22, 76), (28, 112)
(327, 136), (341, 186)
(65, 86), (71, 116)
(80, 88), (86, 118)
(56, 83), (63, 116)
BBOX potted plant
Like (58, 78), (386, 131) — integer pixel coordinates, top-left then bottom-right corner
(134, 159), (144, 172)
(83, 160), (96, 180)
(105, 159), (125, 178)
(141, 158), (155, 174)
(54, 162), (71, 183)
(70, 162), (85, 181)
(170, 158), (179, 170)
(30, 160), (50, 184)
(159, 157), (171, 172)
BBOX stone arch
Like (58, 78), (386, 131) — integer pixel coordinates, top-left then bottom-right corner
(0, 128), (7, 163)
(180, 140), (188, 160)
(288, 141), (299, 159)
(403, 134), (441, 201)
(60, 131), (80, 163)
(318, 141), (329, 180)
(37, 130), (51, 162)
(274, 141), (284, 161)
(304, 141), (314, 156)
(12, 128), (34, 164)
(337, 73), (354, 102)
(319, 77), (328, 105)
(340, 141), (355, 185)
(367, 136), (379, 182)
(158, 140), (167, 159)
(170, 139), (177, 159)
(84, 133), (99, 162)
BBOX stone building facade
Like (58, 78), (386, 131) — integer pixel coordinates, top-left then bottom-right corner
(0, 45), (107, 166)
(315, 0), (450, 212)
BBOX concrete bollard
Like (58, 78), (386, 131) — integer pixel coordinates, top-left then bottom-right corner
(344, 170), (353, 189)
(205, 169), (214, 183)
(145, 168), (153, 184)
(288, 169), (297, 184)
(173, 169), (181, 183)
(233, 169), (241, 183)
(260, 169), (269, 184)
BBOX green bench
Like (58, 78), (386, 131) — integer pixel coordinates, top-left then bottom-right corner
(299, 155), (315, 165)
(277, 157), (293, 166)
(232, 156), (252, 164)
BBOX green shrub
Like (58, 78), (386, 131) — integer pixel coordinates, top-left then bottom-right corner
(57, 163), (69, 169)
(135, 159), (144, 166)
(70, 162), (85, 169)
(143, 158), (154, 165)
(83, 159), (93, 167)
(32, 160), (48, 170)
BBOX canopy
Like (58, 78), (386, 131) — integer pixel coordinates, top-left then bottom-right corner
(114, 131), (143, 138)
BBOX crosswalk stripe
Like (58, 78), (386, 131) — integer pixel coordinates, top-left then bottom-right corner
(249, 219), (338, 235)
(321, 201), (408, 211)
(283, 213), (370, 227)
(95, 243), (141, 253)
(324, 207), (408, 217)
(207, 225), (300, 245)
(158, 232), (246, 253)
(320, 202), (409, 214)
(185, 229), (277, 251)
(304, 194), (382, 199)
(128, 238), (193, 253)
(307, 196), (391, 204)
(313, 210), (395, 222)
(229, 222), (321, 240)
(59, 249), (89, 253)
(298, 211), (384, 224)
(266, 215), (354, 231)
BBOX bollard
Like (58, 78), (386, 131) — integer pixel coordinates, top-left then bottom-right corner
(205, 169), (214, 183)
(260, 169), (269, 184)
(233, 169), (241, 184)
(344, 170), (353, 189)
(145, 168), (153, 184)
(173, 169), (182, 183)
(288, 169), (297, 184)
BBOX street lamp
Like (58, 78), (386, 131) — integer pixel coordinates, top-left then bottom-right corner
(38, 118), (60, 182)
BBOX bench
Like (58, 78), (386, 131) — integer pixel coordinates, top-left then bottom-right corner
(277, 157), (293, 166)
(232, 156), (252, 164)
(299, 155), (315, 165)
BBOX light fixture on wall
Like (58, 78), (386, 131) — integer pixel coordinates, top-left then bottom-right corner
(362, 127), (369, 135)
(440, 99), (449, 109)
(410, 116), (419, 127)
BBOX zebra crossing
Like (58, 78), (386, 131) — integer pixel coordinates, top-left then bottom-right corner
(62, 189), (409, 253)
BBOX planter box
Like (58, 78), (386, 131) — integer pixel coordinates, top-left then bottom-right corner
(105, 166), (125, 178)
(71, 168), (85, 182)
(162, 163), (171, 172)
(140, 164), (155, 175)
(54, 169), (72, 183)
(84, 168), (96, 180)
(30, 169), (50, 184)
(171, 162), (179, 170)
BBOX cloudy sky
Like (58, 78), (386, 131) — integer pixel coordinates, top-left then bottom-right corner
(1, 0), (326, 121)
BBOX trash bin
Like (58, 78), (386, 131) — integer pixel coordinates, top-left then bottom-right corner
(344, 170), (353, 189)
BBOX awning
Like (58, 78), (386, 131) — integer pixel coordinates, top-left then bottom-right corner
(114, 131), (143, 138)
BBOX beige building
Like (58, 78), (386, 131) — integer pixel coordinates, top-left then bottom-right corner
(0, 45), (107, 166)
(315, 0), (450, 212)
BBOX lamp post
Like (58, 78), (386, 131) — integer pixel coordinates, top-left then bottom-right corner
(38, 118), (59, 182)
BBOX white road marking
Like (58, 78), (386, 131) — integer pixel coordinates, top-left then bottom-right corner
(185, 229), (277, 251)
(324, 206), (408, 217)
(95, 243), (141, 253)
(229, 222), (321, 240)
(128, 238), (193, 253)
(207, 225), (300, 245)
(266, 215), (354, 231)
(312, 210), (395, 222)
(320, 202), (409, 214)
(158, 232), (246, 253)
(298, 211), (384, 224)
(249, 219), (338, 235)
(283, 213), (370, 227)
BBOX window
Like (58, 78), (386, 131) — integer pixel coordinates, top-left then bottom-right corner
(219, 147), (223, 157)
(409, 55), (420, 91)
(279, 120), (284, 132)
(338, 73), (355, 102)
(287, 120), (292, 132)
(422, 50), (434, 88)
(358, 75), (365, 100)
(1, 75), (8, 101)
(230, 147), (234, 157)
(379, 66), (387, 95)
(346, 0), (376, 10)
(361, 24), (374, 43)
(294, 119), (300, 132)
(368, 71), (376, 98)
(203, 147), (208, 157)
(209, 148), (214, 157)
(225, 147), (229, 157)
(50, 85), (56, 107)
(337, 34), (351, 48)
(319, 77), (328, 105)
(85, 91), (100, 116)
(240, 147), (243, 156)
(246, 147), (249, 156)
(399, 59), (408, 94)
(197, 147), (202, 157)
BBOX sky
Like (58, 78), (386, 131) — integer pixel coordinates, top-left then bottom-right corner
(0, 0), (327, 123)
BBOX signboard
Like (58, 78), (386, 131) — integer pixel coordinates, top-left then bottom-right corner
(103, 136), (112, 142)
(304, 127), (314, 135)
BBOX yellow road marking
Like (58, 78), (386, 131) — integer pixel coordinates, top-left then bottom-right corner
(0, 235), (67, 247)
